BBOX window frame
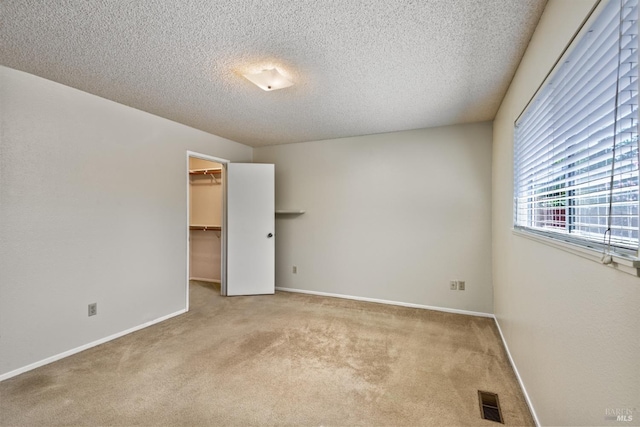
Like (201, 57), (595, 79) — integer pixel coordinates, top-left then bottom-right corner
(512, 0), (640, 274)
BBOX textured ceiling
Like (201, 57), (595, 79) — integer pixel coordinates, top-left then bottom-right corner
(1, 0), (547, 147)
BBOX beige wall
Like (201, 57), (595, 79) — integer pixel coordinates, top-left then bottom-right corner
(492, 1), (640, 425)
(254, 122), (494, 314)
(0, 66), (252, 377)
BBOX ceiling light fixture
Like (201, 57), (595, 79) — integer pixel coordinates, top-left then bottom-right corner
(242, 68), (293, 91)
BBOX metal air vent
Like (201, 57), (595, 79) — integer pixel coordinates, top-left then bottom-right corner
(478, 390), (504, 423)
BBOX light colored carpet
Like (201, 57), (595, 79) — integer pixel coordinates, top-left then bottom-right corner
(0, 281), (534, 426)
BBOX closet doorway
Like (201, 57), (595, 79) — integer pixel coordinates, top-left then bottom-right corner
(186, 151), (275, 307)
(187, 153), (228, 305)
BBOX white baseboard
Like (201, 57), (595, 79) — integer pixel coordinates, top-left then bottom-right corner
(275, 287), (494, 318)
(0, 309), (187, 382)
(493, 317), (540, 427)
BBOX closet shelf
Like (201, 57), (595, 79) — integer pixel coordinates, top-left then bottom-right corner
(189, 168), (222, 176)
(275, 210), (305, 215)
(190, 225), (222, 231)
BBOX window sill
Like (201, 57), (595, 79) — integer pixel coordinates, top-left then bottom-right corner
(512, 229), (640, 277)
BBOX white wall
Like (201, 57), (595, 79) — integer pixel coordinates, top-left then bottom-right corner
(493, 1), (640, 425)
(254, 123), (493, 314)
(0, 67), (252, 377)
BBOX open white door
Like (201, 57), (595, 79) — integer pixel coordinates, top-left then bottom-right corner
(226, 163), (275, 296)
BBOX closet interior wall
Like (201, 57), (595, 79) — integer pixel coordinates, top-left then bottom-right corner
(189, 158), (223, 283)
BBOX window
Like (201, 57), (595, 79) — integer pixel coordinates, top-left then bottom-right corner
(514, 0), (639, 257)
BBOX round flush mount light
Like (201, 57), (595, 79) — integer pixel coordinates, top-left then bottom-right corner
(242, 68), (293, 91)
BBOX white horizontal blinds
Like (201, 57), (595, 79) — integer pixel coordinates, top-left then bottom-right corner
(514, 0), (639, 252)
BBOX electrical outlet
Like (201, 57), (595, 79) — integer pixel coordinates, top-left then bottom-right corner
(293, 266), (297, 274)
(450, 280), (457, 290)
(88, 303), (97, 317)
(458, 281), (466, 291)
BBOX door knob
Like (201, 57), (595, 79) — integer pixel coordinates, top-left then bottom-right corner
(267, 233), (273, 238)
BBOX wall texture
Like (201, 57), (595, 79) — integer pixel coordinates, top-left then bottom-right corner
(0, 67), (252, 377)
(492, 1), (640, 425)
(254, 123), (494, 314)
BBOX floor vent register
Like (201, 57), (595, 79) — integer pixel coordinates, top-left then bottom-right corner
(478, 390), (504, 423)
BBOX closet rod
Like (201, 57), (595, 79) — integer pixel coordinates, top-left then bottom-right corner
(189, 169), (222, 176)
(189, 225), (222, 231)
